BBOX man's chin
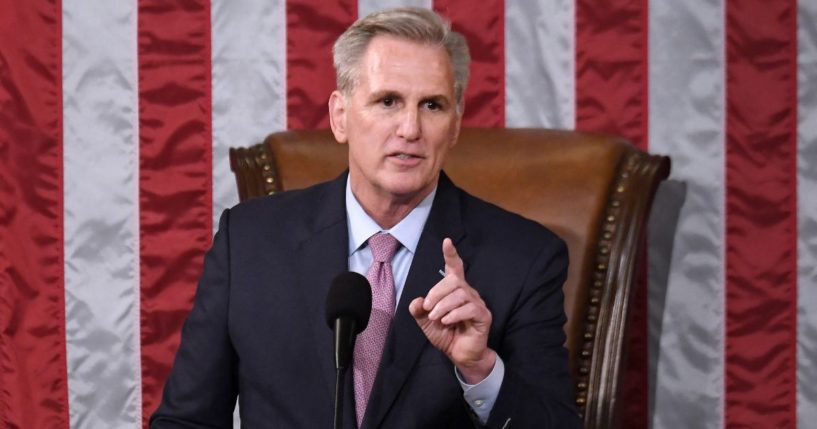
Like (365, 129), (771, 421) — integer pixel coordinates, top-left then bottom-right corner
(378, 178), (435, 202)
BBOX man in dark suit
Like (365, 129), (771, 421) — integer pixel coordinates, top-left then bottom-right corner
(151, 7), (580, 429)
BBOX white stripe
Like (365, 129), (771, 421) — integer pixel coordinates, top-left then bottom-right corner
(798, 0), (817, 426)
(505, 0), (574, 128)
(358, 0), (431, 18)
(647, 0), (726, 428)
(211, 0), (287, 231)
(211, 2), (287, 425)
(62, 1), (141, 427)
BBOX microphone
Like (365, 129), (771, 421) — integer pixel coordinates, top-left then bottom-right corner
(325, 272), (371, 429)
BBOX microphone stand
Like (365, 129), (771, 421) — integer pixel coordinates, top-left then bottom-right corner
(333, 318), (356, 429)
(334, 367), (345, 429)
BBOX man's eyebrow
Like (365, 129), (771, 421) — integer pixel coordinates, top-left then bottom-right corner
(368, 90), (401, 100)
(422, 94), (449, 102)
(366, 90), (452, 106)
(421, 94), (452, 106)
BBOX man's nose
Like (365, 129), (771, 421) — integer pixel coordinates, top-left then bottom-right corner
(396, 106), (421, 141)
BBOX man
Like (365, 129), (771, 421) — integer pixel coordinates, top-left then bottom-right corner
(152, 7), (579, 428)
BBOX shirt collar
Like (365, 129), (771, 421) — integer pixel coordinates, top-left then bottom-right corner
(346, 176), (436, 256)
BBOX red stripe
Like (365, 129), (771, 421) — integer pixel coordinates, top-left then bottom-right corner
(286, 0), (357, 129)
(725, 1), (798, 427)
(575, 0), (648, 150)
(433, 0), (505, 127)
(138, 0), (213, 424)
(0, 1), (68, 427)
(575, 0), (649, 427)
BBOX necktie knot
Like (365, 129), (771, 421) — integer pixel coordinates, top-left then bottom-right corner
(368, 233), (400, 262)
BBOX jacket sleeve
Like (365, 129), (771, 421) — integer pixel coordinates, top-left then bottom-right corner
(485, 238), (582, 429)
(150, 209), (237, 428)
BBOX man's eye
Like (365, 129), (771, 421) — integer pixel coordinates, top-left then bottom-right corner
(424, 101), (441, 111)
(381, 97), (395, 107)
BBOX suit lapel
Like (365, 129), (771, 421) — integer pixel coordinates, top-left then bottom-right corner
(293, 174), (350, 415)
(364, 174), (469, 429)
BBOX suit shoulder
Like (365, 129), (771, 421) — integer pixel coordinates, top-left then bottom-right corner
(225, 178), (343, 234)
(458, 189), (566, 253)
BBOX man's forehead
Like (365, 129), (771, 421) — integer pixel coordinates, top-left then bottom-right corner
(356, 36), (455, 93)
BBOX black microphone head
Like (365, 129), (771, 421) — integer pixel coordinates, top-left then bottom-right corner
(325, 272), (372, 334)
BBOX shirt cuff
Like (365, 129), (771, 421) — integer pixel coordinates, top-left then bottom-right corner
(455, 355), (505, 424)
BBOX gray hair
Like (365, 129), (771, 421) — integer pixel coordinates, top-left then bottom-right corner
(332, 7), (470, 109)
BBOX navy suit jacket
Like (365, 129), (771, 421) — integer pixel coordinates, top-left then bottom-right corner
(151, 172), (580, 428)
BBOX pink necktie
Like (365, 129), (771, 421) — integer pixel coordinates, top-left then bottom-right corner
(354, 232), (400, 427)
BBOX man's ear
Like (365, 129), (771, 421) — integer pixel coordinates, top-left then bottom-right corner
(450, 100), (464, 149)
(328, 91), (348, 144)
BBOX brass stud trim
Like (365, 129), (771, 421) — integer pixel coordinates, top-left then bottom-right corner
(248, 142), (279, 196)
(575, 150), (641, 415)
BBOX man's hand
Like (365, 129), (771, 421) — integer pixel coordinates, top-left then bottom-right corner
(408, 238), (496, 384)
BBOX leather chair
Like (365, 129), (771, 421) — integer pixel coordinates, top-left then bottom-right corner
(229, 128), (670, 428)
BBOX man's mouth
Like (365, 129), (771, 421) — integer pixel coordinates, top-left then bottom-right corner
(387, 152), (424, 167)
(390, 152), (422, 159)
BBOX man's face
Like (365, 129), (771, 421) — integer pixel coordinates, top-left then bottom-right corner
(329, 35), (461, 208)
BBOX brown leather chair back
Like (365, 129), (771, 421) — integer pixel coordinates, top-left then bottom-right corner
(230, 128), (670, 428)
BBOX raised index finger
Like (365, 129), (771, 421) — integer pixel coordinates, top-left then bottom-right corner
(442, 237), (464, 278)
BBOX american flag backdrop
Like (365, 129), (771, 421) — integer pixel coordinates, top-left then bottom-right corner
(0, 0), (815, 428)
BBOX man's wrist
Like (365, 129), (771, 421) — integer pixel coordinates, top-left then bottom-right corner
(457, 349), (498, 385)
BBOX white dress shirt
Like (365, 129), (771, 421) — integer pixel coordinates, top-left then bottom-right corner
(345, 178), (504, 424)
